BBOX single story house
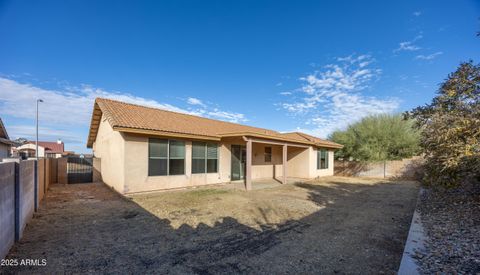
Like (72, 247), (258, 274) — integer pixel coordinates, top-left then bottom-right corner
(0, 118), (13, 159)
(15, 140), (65, 159)
(87, 98), (343, 194)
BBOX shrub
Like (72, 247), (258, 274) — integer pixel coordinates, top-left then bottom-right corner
(329, 114), (420, 162)
(405, 61), (480, 186)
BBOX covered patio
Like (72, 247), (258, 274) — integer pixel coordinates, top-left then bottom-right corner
(222, 135), (313, 191)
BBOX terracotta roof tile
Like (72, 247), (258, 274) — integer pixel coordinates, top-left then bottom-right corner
(0, 118), (9, 140)
(87, 98), (343, 149)
(27, 141), (65, 153)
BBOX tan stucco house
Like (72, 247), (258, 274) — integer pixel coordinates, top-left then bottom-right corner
(15, 140), (65, 159)
(87, 98), (343, 194)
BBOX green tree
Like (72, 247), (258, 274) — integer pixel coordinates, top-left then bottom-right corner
(406, 61), (480, 186)
(329, 114), (420, 162)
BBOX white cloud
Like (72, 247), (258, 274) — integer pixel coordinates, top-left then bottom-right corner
(280, 54), (400, 137)
(7, 125), (84, 144)
(0, 77), (247, 151)
(186, 97), (206, 107)
(413, 11), (422, 17)
(0, 78), (196, 126)
(415, 51), (443, 60)
(394, 35), (423, 52)
(279, 91), (292, 96)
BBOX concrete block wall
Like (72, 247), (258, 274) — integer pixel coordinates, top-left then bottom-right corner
(0, 162), (15, 260)
(57, 158), (67, 184)
(17, 160), (35, 241)
(50, 158), (58, 184)
(1, 157), (71, 260)
(37, 159), (45, 205)
(45, 159), (51, 190)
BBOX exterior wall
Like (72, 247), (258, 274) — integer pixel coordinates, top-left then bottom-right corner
(286, 146), (310, 178)
(92, 114), (125, 193)
(16, 144), (45, 158)
(309, 147), (335, 178)
(93, 119), (337, 193)
(0, 143), (10, 159)
(251, 143), (284, 180)
(123, 134), (225, 193)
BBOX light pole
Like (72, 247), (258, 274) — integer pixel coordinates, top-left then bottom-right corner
(36, 99), (43, 159)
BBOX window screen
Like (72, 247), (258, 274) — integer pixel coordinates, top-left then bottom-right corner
(149, 138), (168, 176)
(317, 149), (328, 169)
(264, 147), (272, 162)
(192, 142), (206, 174)
(169, 140), (185, 175)
(206, 143), (218, 173)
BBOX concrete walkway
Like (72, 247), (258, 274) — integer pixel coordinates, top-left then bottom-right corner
(398, 190), (426, 275)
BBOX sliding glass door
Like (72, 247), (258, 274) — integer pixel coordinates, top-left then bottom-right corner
(231, 145), (246, 181)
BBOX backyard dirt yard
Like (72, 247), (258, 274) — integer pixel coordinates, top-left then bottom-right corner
(2, 177), (419, 274)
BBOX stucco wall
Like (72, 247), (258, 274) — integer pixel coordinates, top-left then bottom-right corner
(121, 136), (321, 193)
(92, 114), (125, 193)
(251, 143), (284, 180)
(0, 143), (10, 159)
(16, 143), (45, 157)
(93, 118), (336, 193)
(285, 146), (310, 178)
(123, 134), (225, 193)
(309, 147), (334, 177)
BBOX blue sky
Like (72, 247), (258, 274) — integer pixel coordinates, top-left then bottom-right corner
(0, 0), (479, 153)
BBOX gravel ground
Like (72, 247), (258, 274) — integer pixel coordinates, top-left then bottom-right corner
(415, 186), (480, 274)
(2, 177), (418, 274)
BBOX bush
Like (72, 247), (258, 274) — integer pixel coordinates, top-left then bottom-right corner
(406, 61), (480, 186)
(329, 114), (420, 162)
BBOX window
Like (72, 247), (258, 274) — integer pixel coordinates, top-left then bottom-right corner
(192, 142), (206, 173)
(149, 138), (168, 176)
(317, 149), (329, 169)
(207, 143), (218, 173)
(46, 153), (57, 158)
(264, 147), (272, 162)
(148, 138), (185, 176)
(169, 140), (185, 175)
(192, 142), (218, 174)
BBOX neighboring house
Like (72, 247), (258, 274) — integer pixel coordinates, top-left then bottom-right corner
(0, 118), (13, 159)
(87, 98), (343, 194)
(15, 140), (65, 159)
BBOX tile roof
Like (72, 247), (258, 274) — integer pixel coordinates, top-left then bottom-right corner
(87, 98), (343, 149)
(0, 118), (9, 140)
(27, 141), (65, 153)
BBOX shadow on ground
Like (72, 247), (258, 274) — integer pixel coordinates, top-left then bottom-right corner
(2, 178), (418, 274)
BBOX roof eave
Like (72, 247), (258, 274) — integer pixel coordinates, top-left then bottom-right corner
(86, 101), (103, 148)
(220, 132), (316, 146)
(113, 126), (222, 141)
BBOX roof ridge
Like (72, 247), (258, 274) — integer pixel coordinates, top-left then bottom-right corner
(96, 97), (279, 134)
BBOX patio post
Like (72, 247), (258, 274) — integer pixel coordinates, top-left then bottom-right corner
(282, 144), (287, 184)
(245, 138), (252, 191)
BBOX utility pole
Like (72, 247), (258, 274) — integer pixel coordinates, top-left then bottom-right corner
(36, 99), (43, 159)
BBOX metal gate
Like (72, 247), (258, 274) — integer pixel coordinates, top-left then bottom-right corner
(67, 157), (93, 183)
